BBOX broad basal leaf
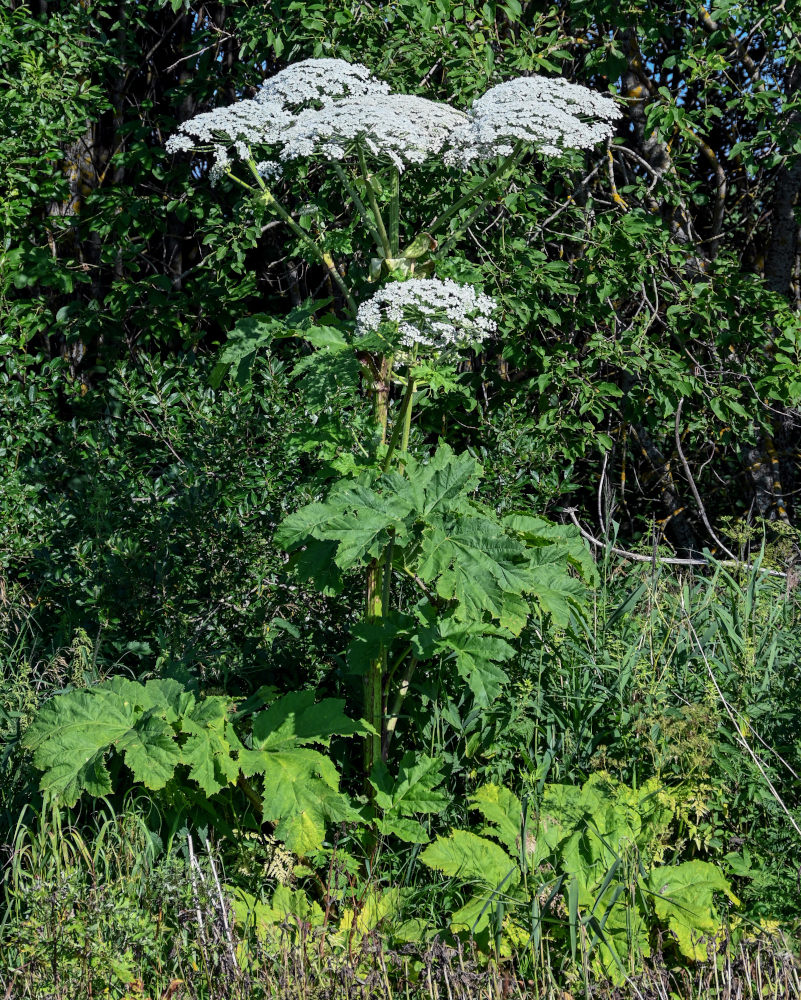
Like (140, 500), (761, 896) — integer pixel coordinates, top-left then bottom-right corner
(420, 830), (519, 889)
(118, 711), (182, 790)
(375, 815), (431, 843)
(181, 696), (242, 796)
(107, 675), (195, 723)
(246, 747), (359, 855)
(371, 751), (448, 812)
(469, 784), (524, 854)
(23, 688), (139, 805)
(503, 514), (598, 586)
(647, 860), (738, 961)
(526, 548), (589, 626)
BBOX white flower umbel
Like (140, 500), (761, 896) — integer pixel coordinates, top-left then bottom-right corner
(255, 58), (390, 108)
(279, 94), (470, 171)
(166, 59), (391, 161)
(165, 98), (292, 154)
(356, 278), (496, 353)
(208, 145), (231, 185)
(444, 75), (622, 167)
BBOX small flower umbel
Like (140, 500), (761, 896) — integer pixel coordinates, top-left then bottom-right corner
(444, 75), (623, 167)
(355, 278), (497, 474)
(254, 58), (390, 109)
(356, 277), (496, 355)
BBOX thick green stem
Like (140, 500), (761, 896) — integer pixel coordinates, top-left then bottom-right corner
(384, 657), (418, 759)
(382, 377), (416, 473)
(364, 559), (385, 778)
(398, 376), (415, 474)
(358, 146), (392, 259)
(389, 167), (400, 257)
(244, 159), (357, 316)
(372, 354), (391, 447)
(364, 355), (392, 780)
(426, 142), (525, 237)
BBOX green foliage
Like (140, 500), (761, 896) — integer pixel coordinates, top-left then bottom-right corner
(23, 680), (368, 855)
(368, 752), (450, 843)
(421, 776), (738, 979)
(278, 442), (593, 705)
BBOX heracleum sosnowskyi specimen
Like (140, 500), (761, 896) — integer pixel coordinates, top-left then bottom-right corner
(166, 56), (620, 780)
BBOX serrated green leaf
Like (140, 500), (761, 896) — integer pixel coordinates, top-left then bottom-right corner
(418, 518), (534, 626)
(449, 893), (496, 935)
(107, 676), (195, 723)
(296, 326), (349, 350)
(23, 689), (136, 805)
(420, 830), (519, 888)
(647, 860), (738, 960)
(290, 346), (360, 413)
(250, 747), (359, 855)
(389, 443), (482, 520)
(370, 752), (448, 821)
(469, 784), (523, 854)
(376, 815), (431, 843)
(181, 697), (241, 796)
(119, 712), (182, 790)
(434, 621), (516, 705)
(277, 478), (413, 569)
(252, 691), (370, 750)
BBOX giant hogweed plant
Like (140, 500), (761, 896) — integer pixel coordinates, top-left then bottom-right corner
(25, 60), (616, 848)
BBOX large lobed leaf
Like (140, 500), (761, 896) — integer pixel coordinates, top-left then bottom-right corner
(647, 860), (738, 961)
(23, 682), (367, 856)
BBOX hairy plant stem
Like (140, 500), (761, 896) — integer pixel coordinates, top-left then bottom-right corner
(244, 159), (357, 316)
(381, 377), (416, 473)
(364, 557), (385, 779)
(358, 146), (392, 259)
(384, 657), (418, 758)
(364, 354), (391, 780)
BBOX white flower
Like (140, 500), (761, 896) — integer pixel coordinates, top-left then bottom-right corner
(356, 278), (496, 353)
(165, 59), (391, 166)
(255, 160), (283, 181)
(166, 98), (292, 153)
(279, 94), (470, 171)
(208, 145), (231, 185)
(165, 133), (195, 154)
(444, 75), (622, 167)
(255, 58), (390, 108)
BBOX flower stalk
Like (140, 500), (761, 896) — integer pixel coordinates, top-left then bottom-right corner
(358, 146), (392, 259)
(245, 159), (357, 316)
